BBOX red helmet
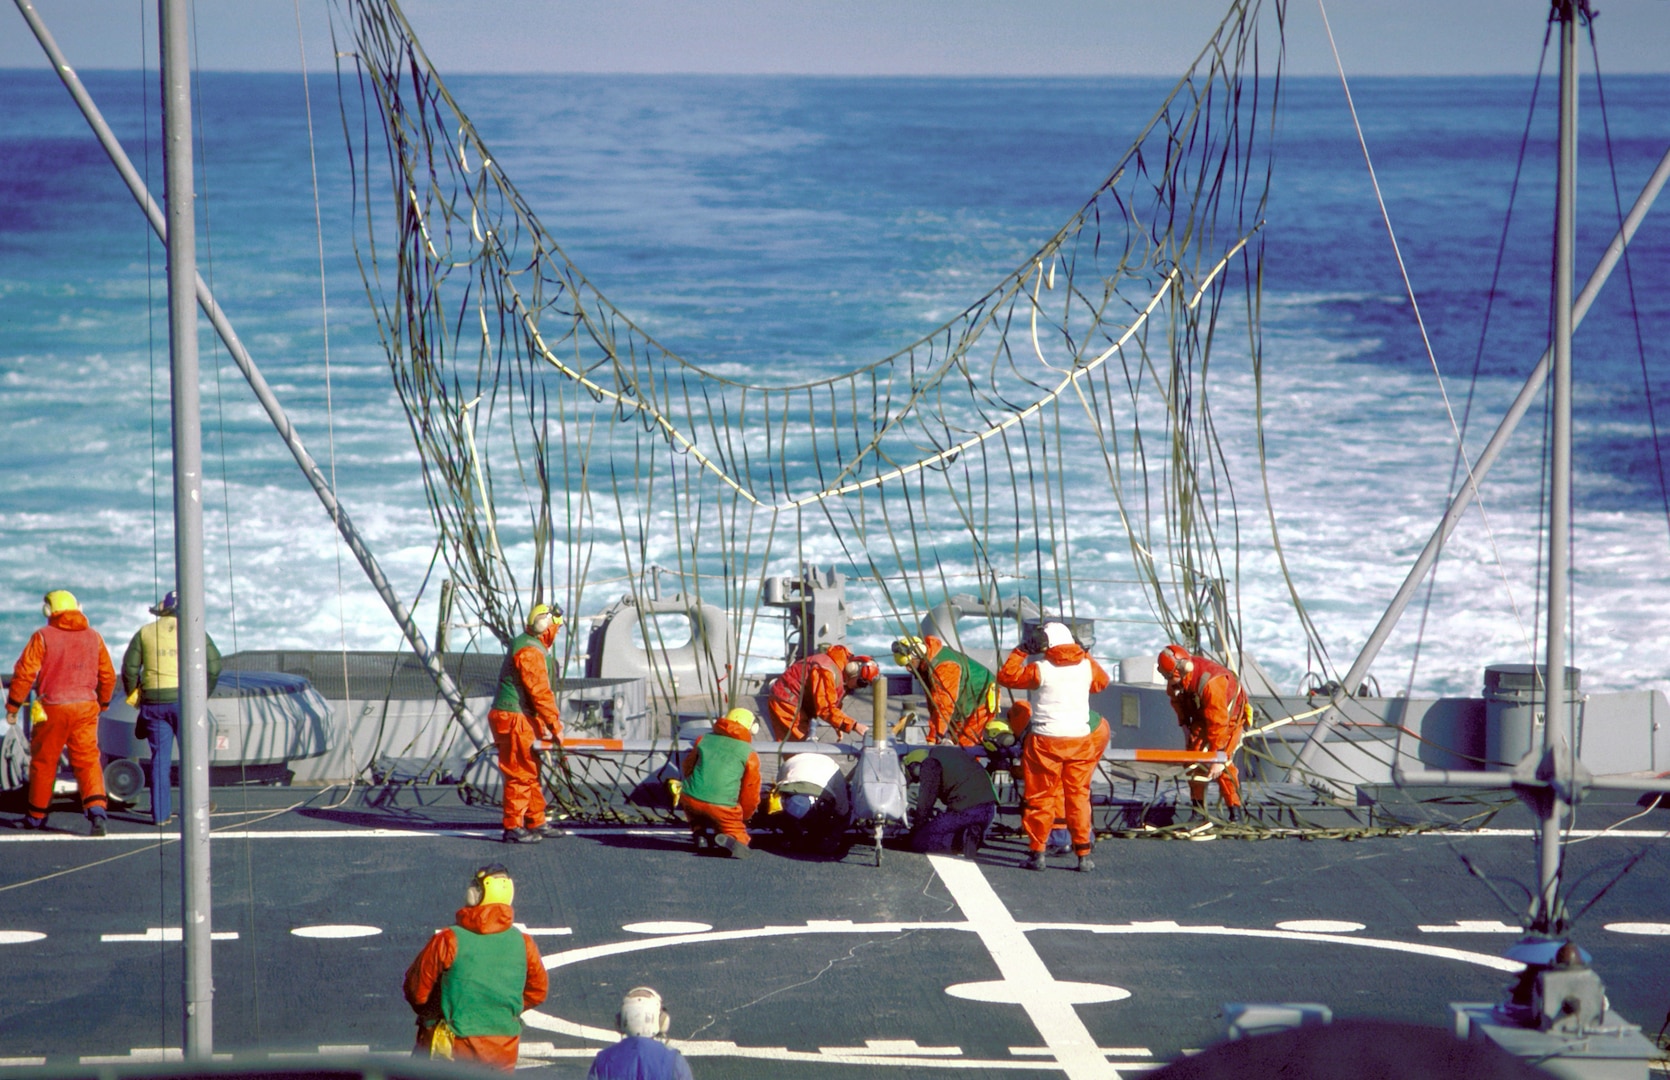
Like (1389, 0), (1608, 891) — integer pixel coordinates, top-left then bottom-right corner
(1157, 644), (1194, 682)
(847, 657), (880, 687)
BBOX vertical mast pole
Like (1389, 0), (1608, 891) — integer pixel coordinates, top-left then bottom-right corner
(1538, 0), (1578, 932)
(159, 0), (213, 1055)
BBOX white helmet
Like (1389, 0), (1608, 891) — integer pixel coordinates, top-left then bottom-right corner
(619, 986), (670, 1039)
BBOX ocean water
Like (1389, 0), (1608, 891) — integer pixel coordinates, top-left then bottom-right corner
(1, 64), (1668, 698)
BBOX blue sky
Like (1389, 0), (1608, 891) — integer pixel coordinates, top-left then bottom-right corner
(4, 1), (1669, 77)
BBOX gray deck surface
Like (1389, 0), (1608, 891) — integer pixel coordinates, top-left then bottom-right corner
(0, 789), (1666, 1079)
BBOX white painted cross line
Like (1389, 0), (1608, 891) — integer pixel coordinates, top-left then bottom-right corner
(928, 855), (1118, 1080)
(515, 924), (574, 937)
(79, 1049), (183, 1064)
(0, 931), (46, 945)
(816, 1041), (963, 1057)
(1417, 920), (1521, 934)
(101, 927), (239, 943)
(0, 1058), (48, 1067)
(291, 925), (382, 939)
(1009, 1047), (1153, 1058)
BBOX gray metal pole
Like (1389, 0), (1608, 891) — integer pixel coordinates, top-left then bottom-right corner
(158, 0), (212, 1057)
(11, 0), (485, 751)
(1537, 1), (1579, 931)
(1286, 139), (1670, 781)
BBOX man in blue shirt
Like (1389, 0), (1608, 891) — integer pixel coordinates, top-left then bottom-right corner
(587, 986), (693, 1080)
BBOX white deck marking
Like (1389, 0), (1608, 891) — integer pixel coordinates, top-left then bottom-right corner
(927, 855), (1115, 1080)
(1417, 920), (1521, 934)
(817, 1041), (962, 1056)
(0, 1058), (48, 1067)
(100, 927), (238, 943)
(523, 913), (1522, 1071)
(514, 924), (573, 937)
(0, 824), (1665, 844)
(622, 920), (711, 935)
(0, 931), (46, 945)
(78, 1049), (182, 1064)
(947, 980), (1129, 1005)
(1604, 922), (1670, 935)
(1275, 920), (1363, 933)
(1009, 1048), (1151, 1057)
(1024, 921), (1522, 972)
(290, 925), (383, 939)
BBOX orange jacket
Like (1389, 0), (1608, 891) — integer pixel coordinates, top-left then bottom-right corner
(915, 637), (964, 739)
(504, 640), (562, 738)
(402, 901), (547, 1028)
(771, 645), (859, 733)
(8, 611), (115, 714)
(1168, 654), (1247, 752)
(680, 715), (761, 820)
(996, 642), (1110, 737)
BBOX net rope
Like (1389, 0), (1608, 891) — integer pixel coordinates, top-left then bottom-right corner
(327, 0), (1486, 831)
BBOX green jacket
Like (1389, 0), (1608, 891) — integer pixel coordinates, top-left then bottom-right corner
(121, 616), (223, 705)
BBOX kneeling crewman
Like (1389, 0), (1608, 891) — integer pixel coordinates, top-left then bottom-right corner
(904, 745), (997, 857)
(678, 707), (762, 857)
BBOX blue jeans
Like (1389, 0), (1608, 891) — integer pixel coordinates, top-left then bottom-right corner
(140, 703), (180, 824)
(909, 802), (996, 853)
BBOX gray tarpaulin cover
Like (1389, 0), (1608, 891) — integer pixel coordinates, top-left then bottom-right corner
(1, 722), (28, 791)
(850, 745), (910, 827)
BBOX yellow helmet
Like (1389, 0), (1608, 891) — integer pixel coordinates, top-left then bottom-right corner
(42, 590), (78, 618)
(724, 707), (758, 734)
(526, 602), (564, 635)
(891, 636), (927, 666)
(467, 863), (514, 906)
(902, 748), (930, 769)
(982, 719), (1016, 752)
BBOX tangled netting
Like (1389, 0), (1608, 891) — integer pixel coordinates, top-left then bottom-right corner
(325, 0), (1437, 828)
(336, 0), (1324, 686)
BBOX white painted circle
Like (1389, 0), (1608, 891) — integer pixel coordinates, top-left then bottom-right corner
(1603, 922), (1670, 936)
(1276, 920), (1365, 934)
(290, 924), (383, 939)
(0, 931), (46, 945)
(945, 980), (1131, 1005)
(622, 921), (713, 935)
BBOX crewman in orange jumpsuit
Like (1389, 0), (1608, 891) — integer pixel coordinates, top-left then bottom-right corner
(997, 621), (1111, 871)
(6, 590), (116, 835)
(678, 707), (762, 857)
(891, 635), (999, 746)
(1159, 643), (1248, 822)
(487, 603), (564, 843)
(765, 644), (877, 742)
(404, 863), (548, 1070)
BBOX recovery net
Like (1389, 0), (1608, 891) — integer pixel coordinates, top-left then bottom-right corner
(332, 0), (1358, 823)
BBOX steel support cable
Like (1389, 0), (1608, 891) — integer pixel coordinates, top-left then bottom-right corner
(1319, 0), (1533, 649)
(1402, 24), (1554, 710)
(1587, 24), (1670, 553)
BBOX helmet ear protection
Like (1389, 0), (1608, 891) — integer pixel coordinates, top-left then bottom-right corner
(618, 986), (670, 1039)
(466, 863), (514, 907)
(891, 636), (926, 667)
(42, 590), (78, 619)
(527, 602), (564, 636)
(845, 658), (880, 687)
(1158, 644), (1194, 681)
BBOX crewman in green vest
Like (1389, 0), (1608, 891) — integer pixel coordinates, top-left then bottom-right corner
(488, 603), (564, 843)
(403, 863), (549, 1070)
(892, 635), (999, 746)
(904, 745), (998, 857)
(678, 707), (762, 857)
(120, 590), (222, 826)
